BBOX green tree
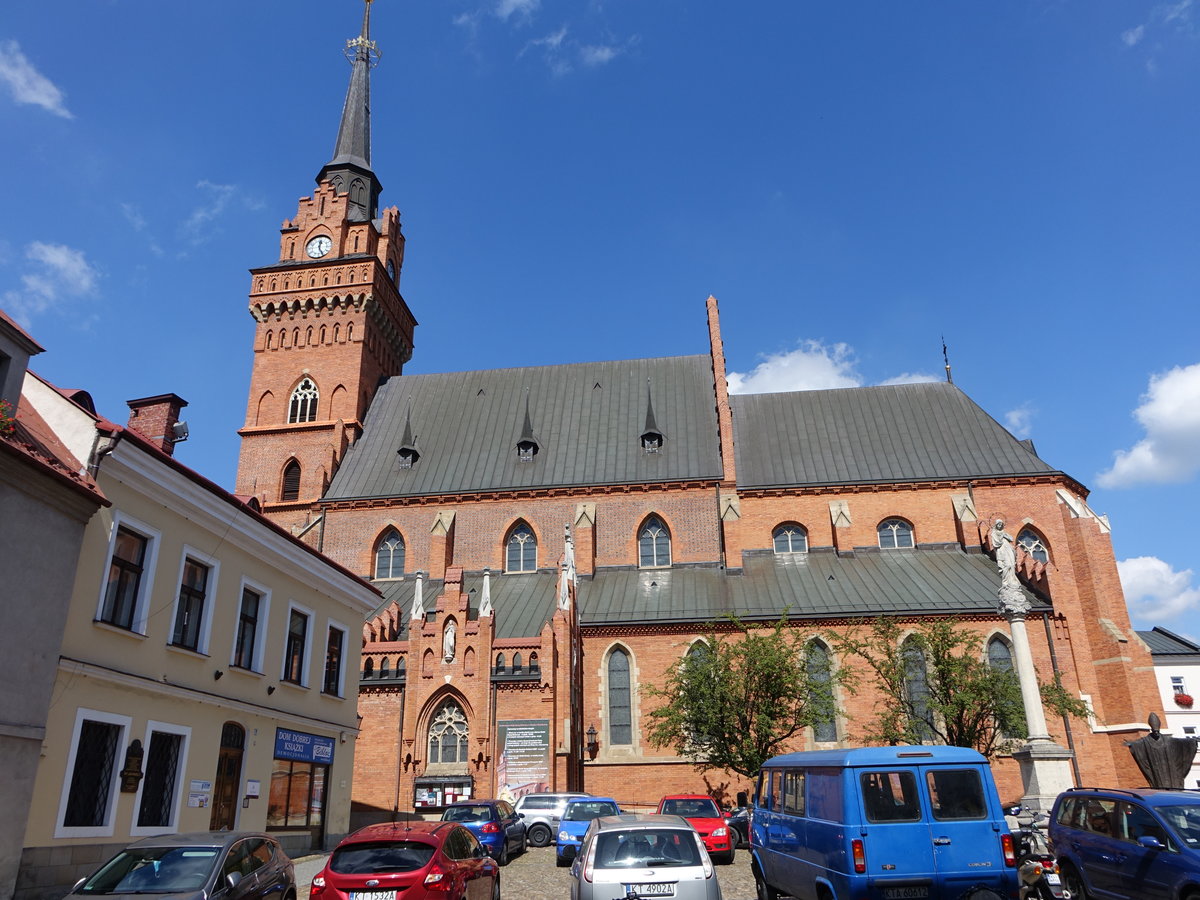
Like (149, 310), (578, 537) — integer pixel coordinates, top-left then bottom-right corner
(836, 617), (1088, 757)
(644, 615), (844, 778)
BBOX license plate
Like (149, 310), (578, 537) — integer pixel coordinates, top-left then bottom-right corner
(1045, 873), (1061, 885)
(351, 891), (396, 900)
(881, 889), (929, 900)
(624, 883), (674, 896)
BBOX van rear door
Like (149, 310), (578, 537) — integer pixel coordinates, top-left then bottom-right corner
(857, 769), (937, 899)
(921, 765), (1007, 896)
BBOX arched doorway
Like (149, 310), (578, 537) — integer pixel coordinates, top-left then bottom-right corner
(210, 722), (245, 830)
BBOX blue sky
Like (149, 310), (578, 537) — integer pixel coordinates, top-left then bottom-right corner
(2, 1), (1198, 638)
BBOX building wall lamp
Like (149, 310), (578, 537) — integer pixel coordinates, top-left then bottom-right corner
(586, 723), (599, 760)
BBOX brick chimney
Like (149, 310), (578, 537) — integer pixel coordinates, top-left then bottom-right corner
(126, 394), (188, 456)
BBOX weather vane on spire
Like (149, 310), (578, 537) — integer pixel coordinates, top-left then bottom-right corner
(346, 0), (381, 67)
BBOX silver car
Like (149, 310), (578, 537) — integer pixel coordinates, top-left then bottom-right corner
(514, 791), (590, 847)
(569, 813), (723, 900)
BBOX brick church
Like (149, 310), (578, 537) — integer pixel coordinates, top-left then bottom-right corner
(235, 2), (1161, 824)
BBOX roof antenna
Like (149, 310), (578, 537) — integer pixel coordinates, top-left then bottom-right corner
(942, 336), (953, 384)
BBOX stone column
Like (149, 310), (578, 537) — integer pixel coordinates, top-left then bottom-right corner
(993, 518), (1075, 811)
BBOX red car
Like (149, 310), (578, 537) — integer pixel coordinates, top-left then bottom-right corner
(656, 794), (736, 864)
(310, 821), (499, 900)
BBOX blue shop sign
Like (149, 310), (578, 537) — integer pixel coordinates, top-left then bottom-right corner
(274, 728), (335, 764)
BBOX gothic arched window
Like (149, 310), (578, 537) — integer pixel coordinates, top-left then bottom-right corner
(288, 378), (319, 424)
(902, 638), (934, 742)
(608, 648), (632, 745)
(506, 522), (537, 573)
(281, 460), (301, 502)
(878, 518), (915, 550)
(638, 516), (671, 568)
(374, 529), (405, 580)
(806, 640), (837, 742)
(427, 700), (469, 764)
(773, 523), (808, 554)
(987, 635), (1015, 672)
(1017, 528), (1050, 563)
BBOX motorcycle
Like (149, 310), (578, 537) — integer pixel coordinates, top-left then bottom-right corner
(1006, 806), (1070, 899)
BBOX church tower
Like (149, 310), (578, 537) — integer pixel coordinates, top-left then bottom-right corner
(236, 0), (415, 518)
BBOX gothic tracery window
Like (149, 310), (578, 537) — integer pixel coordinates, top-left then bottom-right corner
(506, 522), (537, 573)
(288, 378), (319, 424)
(878, 518), (915, 550)
(427, 700), (469, 765)
(638, 516), (671, 568)
(774, 523), (808, 554)
(1016, 528), (1049, 563)
(608, 648), (632, 745)
(374, 529), (405, 580)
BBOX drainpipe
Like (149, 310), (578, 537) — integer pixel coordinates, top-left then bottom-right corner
(1043, 611), (1083, 786)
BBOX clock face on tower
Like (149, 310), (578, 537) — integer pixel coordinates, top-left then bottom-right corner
(306, 236), (333, 258)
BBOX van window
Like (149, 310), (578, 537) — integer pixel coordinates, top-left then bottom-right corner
(861, 771), (921, 822)
(807, 770), (843, 822)
(926, 769), (986, 820)
(782, 770), (805, 816)
(759, 770), (781, 811)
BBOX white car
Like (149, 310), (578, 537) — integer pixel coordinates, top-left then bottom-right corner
(569, 814), (723, 900)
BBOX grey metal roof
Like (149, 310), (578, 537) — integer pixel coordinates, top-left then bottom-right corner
(730, 382), (1057, 489)
(371, 572), (560, 641)
(1137, 627), (1200, 659)
(327, 356), (723, 500)
(579, 548), (1045, 626)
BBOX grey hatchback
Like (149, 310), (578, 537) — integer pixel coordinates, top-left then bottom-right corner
(569, 813), (722, 900)
(65, 832), (295, 900)
(514, 791), (589, 848)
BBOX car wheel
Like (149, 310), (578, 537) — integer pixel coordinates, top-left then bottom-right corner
(1058, 861), (1089, 900)
(528, 824), (552, 848)
(497, 842), (509, 867)
(753, 861), (779, 900)
(720, 847), (736, 865)
(556, 853), (571, 868)
(491, 877), (501, 900)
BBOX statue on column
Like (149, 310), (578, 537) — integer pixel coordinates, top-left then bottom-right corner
(992, 519), (1030, 615)
(1126, 712), (1199, 789)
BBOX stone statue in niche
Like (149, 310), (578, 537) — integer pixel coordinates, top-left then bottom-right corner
(443, 620), (456, 663)
(1127, 711), (1199, 789)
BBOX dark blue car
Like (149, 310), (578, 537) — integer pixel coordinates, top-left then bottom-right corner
(1049, 787), (1200, 900)
(441, 799), (527, 865)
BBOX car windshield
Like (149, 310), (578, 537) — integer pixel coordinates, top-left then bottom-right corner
(1158, 804), (1200, 848)
(565, 801), (619, 821)
(330, 841), (436, 874)
(78, 847), (218, 894)
(594, 830), (702, 868)
(442, 805), (493, 823)
(661, 798), (720, 817)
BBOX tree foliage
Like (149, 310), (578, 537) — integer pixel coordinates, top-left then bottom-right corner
(644, 615), (844, 778)
(835, 617), (1089, 757)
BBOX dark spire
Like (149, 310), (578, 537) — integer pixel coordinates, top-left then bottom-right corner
(516, 390), (539, 461)
(641, 379), (664, 451)
(397, 401), (420, 467)
(942, 335), (954, 384)
(317, 0), (383, 223)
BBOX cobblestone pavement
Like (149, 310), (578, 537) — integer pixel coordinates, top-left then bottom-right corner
(295, 844), (759, 900)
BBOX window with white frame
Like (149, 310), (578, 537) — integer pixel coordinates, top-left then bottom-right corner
(1171, 676), (1187, 695)
(323, 624), (347, 697)
(773, 523), (808, 554)
(171, 554), (216, 652)
(133, 721), (190, 834)
(1016, 528), (1049, 563)
(57, 708), (130, 837)
(288, 377), (319, 424)
(374, 529), (405, 579)
(99, 518), (160, 632)
(506, 522), (537, 573)
(283, 607), (311, 685)
(232, 582), (269, 671)
(878, 518), (915, 550)
(638, 516), (671, 567)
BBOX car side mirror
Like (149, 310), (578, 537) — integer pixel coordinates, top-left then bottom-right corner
(71, 878), (87, 893)
(518, 812), (525, 818)
(1138, 835), (1166, 850)
(225, 872), (243, 891)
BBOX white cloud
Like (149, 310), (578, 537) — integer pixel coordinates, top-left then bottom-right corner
(496, 0), (539, 21)
(1097, 362), (1200, 487)
(1122, 24), (1146, 46)
(878, 371), (939, 387)
(181, 181), (236, 244)
(580, 44), (619, 66)
(0, 40), (73, 119)
(1118, 556), (1200, 623)
(1004, 406), (1035, 439)
(1, 241), (99, 325)
(727, 340), (861, 394)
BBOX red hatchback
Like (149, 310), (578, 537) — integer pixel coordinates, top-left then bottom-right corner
(656, 795), (736, 864)
(310, 821), (499, 900)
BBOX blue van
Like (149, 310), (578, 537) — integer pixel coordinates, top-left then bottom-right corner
(750, 746), (1018, 900)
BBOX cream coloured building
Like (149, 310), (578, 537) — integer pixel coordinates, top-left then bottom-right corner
(17, 385), (379, 900)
